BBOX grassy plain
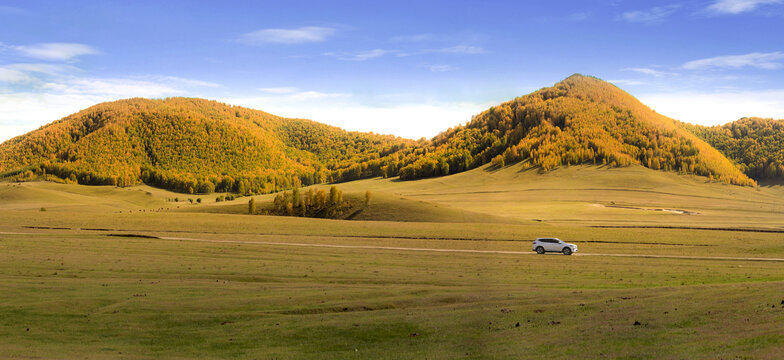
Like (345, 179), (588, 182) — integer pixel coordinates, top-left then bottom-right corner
(1, 164), (783, 358)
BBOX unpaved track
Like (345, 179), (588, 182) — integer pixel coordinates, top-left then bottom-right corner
(4, 230), (783, 262)
(159, 236), (784, 262)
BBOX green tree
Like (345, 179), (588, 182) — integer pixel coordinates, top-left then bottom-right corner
(248, 198), (256, 214)
(329, 186), (340, 205)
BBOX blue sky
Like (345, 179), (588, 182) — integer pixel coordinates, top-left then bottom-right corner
(2, 0), (784, 142)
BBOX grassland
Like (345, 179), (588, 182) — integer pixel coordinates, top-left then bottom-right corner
(1, 164), (783, 358)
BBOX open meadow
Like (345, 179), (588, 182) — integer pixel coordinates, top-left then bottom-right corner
(1, 164), (784, 358)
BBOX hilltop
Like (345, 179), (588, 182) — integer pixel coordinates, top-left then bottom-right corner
(0, 98), (413, 194)
(0, 75), (761, 193)
(397, 74), (755, 186)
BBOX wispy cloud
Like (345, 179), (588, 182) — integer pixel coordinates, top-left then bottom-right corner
(640, 90), (784, 126)
(238, 26), (336, 45)
(607, 79), (647, 86)
(683, 52), (784, 70)
(5, 63), (80, 75)
(428, 64), (458, 72)
(567, 12), (592, 21)
(622, 67), (676, 77)
(707, 0), (782, 14)
(0, 63), (223, 142)
(324, 49), (398, 61)
(438, 45), (485, 54)
(13, 43), (99, 61)
(0, 63), (81, 85)
(0, 5), (27, 14)
(160, 76), (220, 88)
(222, 95), (492, 140)
(64, 78), (179, 97)
(389, 34), (439, 43)
(619, 5), (681, 24)
(252, 87), (348, 100)
(258, 87), (299, 94)
(0, 67), (34, 84)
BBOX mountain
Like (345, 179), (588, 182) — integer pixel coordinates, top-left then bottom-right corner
(0, 75), (759, 193)
(396, 74), (755, 186)
(682, 117), (784, 180)
(0, 97), (413, 193)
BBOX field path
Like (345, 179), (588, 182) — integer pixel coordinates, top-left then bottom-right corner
(159, 236), (784, 262)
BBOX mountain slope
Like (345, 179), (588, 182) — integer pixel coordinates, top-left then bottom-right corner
(396, 74), (755, 186)
(0, 97), (412, 193)
(682, 117), (784, 180)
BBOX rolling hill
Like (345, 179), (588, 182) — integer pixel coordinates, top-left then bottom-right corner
(0, 74), (762, 193)
(396, 74), (755, 186)
(0, 97), (413, 194)
(682, 117), (784, 181)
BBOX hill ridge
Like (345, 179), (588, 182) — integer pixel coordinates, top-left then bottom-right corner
(397, 74), (755, 186)
(0, 75), (761, 192)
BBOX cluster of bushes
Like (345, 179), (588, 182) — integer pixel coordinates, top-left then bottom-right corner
(215, 194), (238, 202)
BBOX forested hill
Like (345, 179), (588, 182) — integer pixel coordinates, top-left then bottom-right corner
(682, 117), (784, 181)
(0, 75), (761, 193)
(395, 74), (755, 186)
(0, 97), (414, 194)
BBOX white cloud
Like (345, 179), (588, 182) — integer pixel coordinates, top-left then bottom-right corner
(324, 49), (398, 61)
(228, 89), (349, 105)
(438, 45), (485, 54)
(0, 67), (34, 83)
(238, 26), (336, 45)
(567, 12), (592, 21)
(160, 76), (220, 88)
(5, 63), (79, 75)
(0, 93), (111, 140)
(622, 67), (674, 77)
(707, 0), (782, 14)
(428, 64), (458, 72)
(619, 5), (680, 24)
(683, 52), (784, 70)
(64, 78), (179, 97)
(0, 6), (27, 14)
(13, 43), (99, 61)
(390, 34), (438, 43)
(608, 79), (647, 86)
(639, 90), (784, 126)
(258, 87), (299, 94)
(0, 64), (221, 142)
(222, 93), (492, 140)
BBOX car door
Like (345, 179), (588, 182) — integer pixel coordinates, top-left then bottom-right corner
(544, 239), (557, 251)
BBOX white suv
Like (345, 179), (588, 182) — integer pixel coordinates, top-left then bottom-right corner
(533, 238), (577, 255)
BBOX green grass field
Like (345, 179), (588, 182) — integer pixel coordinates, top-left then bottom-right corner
(1, 164), (783, 358)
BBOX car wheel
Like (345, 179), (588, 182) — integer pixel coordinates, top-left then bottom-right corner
(536, 246), (545, 254)
(562, 247), (572, 255)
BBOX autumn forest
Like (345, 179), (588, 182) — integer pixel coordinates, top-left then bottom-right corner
(1, 74), (781, 194)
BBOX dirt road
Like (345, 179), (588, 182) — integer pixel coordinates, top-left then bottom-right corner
(159, 236), (784, 262)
